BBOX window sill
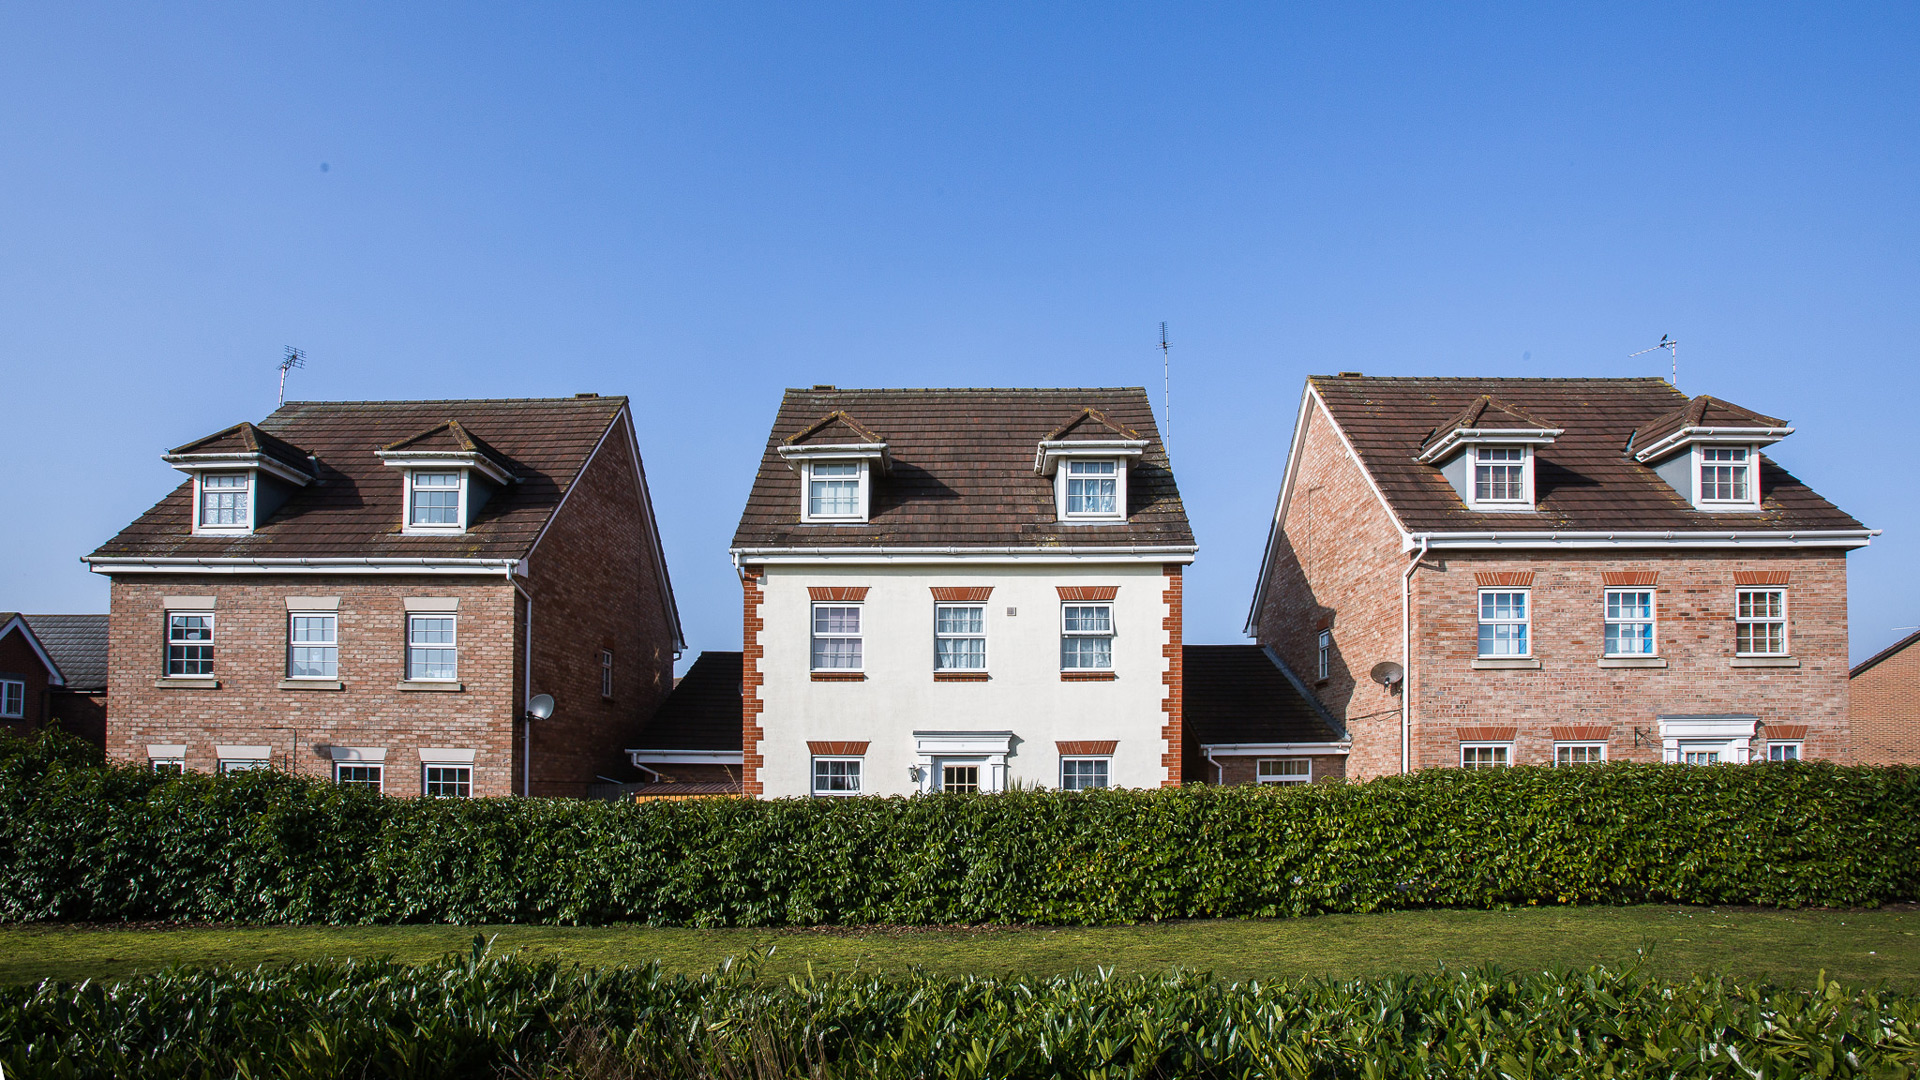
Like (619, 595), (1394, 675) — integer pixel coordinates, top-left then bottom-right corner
(1471, 658), (1540, 670)
(1732, 656), (1799, 668)
(279, 679), (345, 690)
(396, 680), (464, 691)
(1061, 671), (1117, 681)
(810, 672), (867, 682)
(154, 678), (219, 689)
(1597, 657), (1668, 669)
(933, 672), (990, 681)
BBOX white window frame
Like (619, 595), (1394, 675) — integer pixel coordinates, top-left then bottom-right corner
(0, 678), (23, 718)
(287, 611), (339, 680)
(217, 758), (271, 774)
(1767, 741), (1803, 763)
(334, 762), (385, 790)
(1693, 445), (1760, 510)
(1603, 589), (1657, 657)
(1735, 588), (1789, 657)
(1257, 757), (1312, 784)
(811, 756), (863, 795)
(936, 760), (984, 793)
(1059, 756), (1111, 790)
(600, 649), (615, 698)
(810, 603), (864, 672)
(193, 471), (253, 535)
(1554, 743), (1607, 766)
(934, 604), (988, 671)
(1476, 590), (1531, 659)
(800, 460), (869, 523)
(403, 469), (467, 533)
(1468, 445), (1533, 509)
(406, 614), (459, 681)
(1679, 745), (1726, 766)
(166, 611), (215, 677)
(150, 757), (185, 775)
(1460, 743), (1511, 769)
(1057, 458), (1126, 521)
(423, 764), (473, 797)
(1060, 603), (1115, 671)
(1316, 630), (1331, 680)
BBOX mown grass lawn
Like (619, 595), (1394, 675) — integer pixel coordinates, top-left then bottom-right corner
(1, 904), (1914, 987)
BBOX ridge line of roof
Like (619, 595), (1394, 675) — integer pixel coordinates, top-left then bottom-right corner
(1851, 628), (1920, 678)
(1310, 375), (1676, 384)
(781, 386), (1151, 394)
(279, 396), (629, 407)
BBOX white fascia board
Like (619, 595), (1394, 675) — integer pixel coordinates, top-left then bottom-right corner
(375, 450), (514, 485)
(1033, 439), (1148, 475)
(730, 545), (1196, 566)
(165, 452), (313, 486)
(1246, 383), (1411, 636)
(626, 750), (744, 765)
(776, 443), (891, 471)
(1634, 425), (1794, 464)
(1199, 742), (1352, 755)
(83, 557), (527, 576)
(1406, 529), (1877, 551)
(1411, 427), (1563, 464)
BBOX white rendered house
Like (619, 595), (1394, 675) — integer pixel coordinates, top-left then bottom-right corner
(726, 388), (1198, 798)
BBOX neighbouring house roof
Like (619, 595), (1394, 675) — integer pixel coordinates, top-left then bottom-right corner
(166, 421), (317, 477)
(90, 396), (634, 562)
(631, 651), (743, 753)
(20, 615), (108, 690)
(733, 387), (1193, 550)
(1307, 375), (1863, 534)
(1184, 645), (1345, 747)
(629, 781), (743, 799)
(1852, 629), (1920, 679)
(0, 613), (64, 686)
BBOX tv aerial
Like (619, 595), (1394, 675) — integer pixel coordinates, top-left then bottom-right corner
(1630, 335), (1679, 384)
(277, 347), (307, 405)
(1158, 321), (1172, 453)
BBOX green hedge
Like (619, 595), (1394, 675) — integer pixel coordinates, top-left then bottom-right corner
(2, 730), (1917, 926)
(5, 947), (1919, 1078)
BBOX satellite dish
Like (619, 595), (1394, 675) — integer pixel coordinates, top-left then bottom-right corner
(1369, 662), (1405, 689)
(526, 693), (556, 720)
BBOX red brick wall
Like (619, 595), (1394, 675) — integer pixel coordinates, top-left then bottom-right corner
(1853, 637), (1920, 764)
(740, 567), (766, 796)
(1252, 394), (1413, 780)
(523, 413), (679, 797)
(47, 690), (107, 748)
(1161, 563), (1185, 785)
(0, 626), (54, 737)
(1410, 550), (1852, 767)
(105, 574), (519, 794)
(1207, 753), (1348, 784)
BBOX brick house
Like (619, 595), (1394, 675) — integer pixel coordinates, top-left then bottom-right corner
(83, 395), (683, 797)
(1852, 629), (1920, 764)
(725, 387), (1195, 798)
(1247, 375), (1875, 779)
(0, 613), (107, 745)
(1185, 644), (1348, 784)
(624, 649), (746, 795)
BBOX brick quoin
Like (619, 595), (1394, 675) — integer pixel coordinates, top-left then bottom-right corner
(1853, 633), (1920, 764)
(1160, 563), (1184, 785)
(740, 566), (766, 796)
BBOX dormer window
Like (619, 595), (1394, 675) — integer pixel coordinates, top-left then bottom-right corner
(197, 473), (251, 530)
(407, 471), (464, 529)
(1473, 447), (1527, 503)
(1414, 396), (1560, 514)
(1630, 395), (1787, 513)
(1698, 447), (1752, 505)
(1064, 460), (1120, 517)
(806, 461), (866, 520)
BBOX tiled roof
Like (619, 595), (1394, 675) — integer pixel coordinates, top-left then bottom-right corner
(1422, 395), (1558, 446)
(785, 412), (885, 446)
(21, 615), (108, 690)
(1184, 645), (1345, 746)
(631, 651), (742, 752)
(1044, 408), (1141, 442)
(1309, 376), (1862, 533)
(733, 388), (1193, 550)
(1852, 628), (1920, 679)
(90, 396), (628, 561)
(168, 422), (316, 476)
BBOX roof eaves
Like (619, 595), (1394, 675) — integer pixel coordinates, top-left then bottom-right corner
(1851, 628), (1920, 679)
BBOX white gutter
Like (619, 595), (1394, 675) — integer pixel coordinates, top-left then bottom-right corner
(83, 556), (528, 575)
(1405, 529), (1877, 550)
(730, 545), (1196, 567)
(1401, 536), (1429, 776)
(1200, 742), (1351, 755)
(626, 750), (745, 766)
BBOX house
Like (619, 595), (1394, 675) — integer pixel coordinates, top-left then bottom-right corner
(625, 649), (746, 794)
(727, 386), (1195, 797)
(1852, 629), (1920, 764)
(0, 613), (108, 746)
(1185, 644), (1348, 783)
(1247, 375), (1874, 778)
(82, 395), (683, 797)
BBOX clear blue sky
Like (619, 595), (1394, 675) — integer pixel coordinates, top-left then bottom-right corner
(3, 4), (1915, 664)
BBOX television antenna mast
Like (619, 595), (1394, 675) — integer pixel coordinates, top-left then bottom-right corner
(277, 347), (306, 405)
(1629, 335), (1679, 385)
(1158, 322), (1172, 452)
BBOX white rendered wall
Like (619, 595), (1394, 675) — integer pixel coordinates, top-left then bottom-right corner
(754, 561), (1175, 798)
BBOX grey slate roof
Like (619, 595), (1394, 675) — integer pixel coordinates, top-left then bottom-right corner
(21, 615), (108, 690)
(733, 388), (1193, 551)
(630, 651), (743, 752)
(1184, 645), (1345, 746)
(1309, 376), (1864, 534)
